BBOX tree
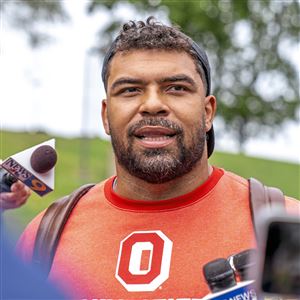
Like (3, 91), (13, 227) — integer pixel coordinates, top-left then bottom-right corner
(88, 0), (300, 151)
(1, 0), (69, 48)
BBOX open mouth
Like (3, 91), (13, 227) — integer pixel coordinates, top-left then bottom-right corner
(133, 126), (177, 148)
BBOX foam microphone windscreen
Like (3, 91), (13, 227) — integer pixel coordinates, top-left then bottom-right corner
(232, 249), (257, 280)
(30, 145), (57, 173)
(203, 258), (236, 293)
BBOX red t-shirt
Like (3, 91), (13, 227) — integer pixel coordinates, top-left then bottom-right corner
(17, 167), (299, 299)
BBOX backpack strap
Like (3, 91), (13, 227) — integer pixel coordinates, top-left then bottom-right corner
(32, 183), (95, 276)
(248, 177), (285, 237)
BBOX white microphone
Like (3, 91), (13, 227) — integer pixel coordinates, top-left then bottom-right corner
(1, 139), (57, 196)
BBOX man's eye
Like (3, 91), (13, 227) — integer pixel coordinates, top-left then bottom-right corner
(121, 87), (139, 94)
(167, 85), (188, 92)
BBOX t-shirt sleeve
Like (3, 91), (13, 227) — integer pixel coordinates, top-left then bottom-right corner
(16, 210), (46, 263)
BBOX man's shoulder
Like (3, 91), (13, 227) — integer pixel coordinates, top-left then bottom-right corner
(17, 179), (108, 261)
(16, 209), (46, 261)
(217, 168), (249, 190)
(217, 167), (300, 211)
(45, 178), (110, 212)
(17, 179), (110, 248)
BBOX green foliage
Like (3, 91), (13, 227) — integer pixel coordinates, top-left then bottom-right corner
(210, 151), (300, 200)
(88, 0), (300, 149)
(1, 0), (69, 47)
(4, 0), (299, 148)
(2, 130), (299, 241)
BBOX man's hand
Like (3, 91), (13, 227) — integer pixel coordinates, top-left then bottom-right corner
(0, 181), (31, 212)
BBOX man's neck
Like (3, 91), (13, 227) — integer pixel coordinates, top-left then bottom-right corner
(113, 160), (212, 201)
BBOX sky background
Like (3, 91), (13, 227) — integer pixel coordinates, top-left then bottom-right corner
(1, 1), (299, 163)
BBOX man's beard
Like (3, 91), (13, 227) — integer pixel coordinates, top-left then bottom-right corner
(109, 117), (206, 184)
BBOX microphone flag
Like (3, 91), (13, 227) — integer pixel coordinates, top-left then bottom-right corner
(1, 139), (56, 196)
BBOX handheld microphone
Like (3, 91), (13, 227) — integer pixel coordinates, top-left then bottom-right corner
(1, 139), (57, 196)
(30, 145), (57, 173)
(203, 258), (237, 293)
(0, 168), (18, 193)
(202, 257), (257, 300)
(230, 249), (257, 281)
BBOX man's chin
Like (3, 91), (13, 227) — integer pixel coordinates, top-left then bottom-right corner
(131, 170), (179, 184)
(126, 156), (182, 184)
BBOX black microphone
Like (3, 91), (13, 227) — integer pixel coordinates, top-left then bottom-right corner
(231, 249), (257, 281)
(202, 257), (257, 300)
(203, 258), (237, 293)
(0, 168), (18, 193)
(0, 145), (57, 193)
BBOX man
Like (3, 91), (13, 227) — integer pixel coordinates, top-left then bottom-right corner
(16, 17), (299, 298)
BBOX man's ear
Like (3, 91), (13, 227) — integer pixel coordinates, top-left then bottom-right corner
(204, 95), (217, 132)
(101, 99), (110, 135)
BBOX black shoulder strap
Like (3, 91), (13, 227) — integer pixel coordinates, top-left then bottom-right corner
(32, 183), (95, 276)
(248, 177), (285, 237)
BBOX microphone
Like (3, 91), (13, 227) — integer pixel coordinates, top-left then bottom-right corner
(230, 249), (257, 281)
(0, 168), (18, 193)
(1, 139), (57, 196)
(202, 257), (257, 300)
(30, 145), (57, 173)
(203, 258), (237, 293)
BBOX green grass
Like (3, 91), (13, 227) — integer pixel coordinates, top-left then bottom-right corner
(1, 130), (113, 239)
(1, 130), (299, 240)
(210, 152), (299, 200)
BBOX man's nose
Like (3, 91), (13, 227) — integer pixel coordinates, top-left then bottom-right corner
(139, 89), (169, 116)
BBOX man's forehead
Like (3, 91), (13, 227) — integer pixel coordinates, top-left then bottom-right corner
(108, 49), (200, 80)
(111, 48), (193, 62)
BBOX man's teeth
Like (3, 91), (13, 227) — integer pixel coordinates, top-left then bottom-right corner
(139, 136), (172, 140)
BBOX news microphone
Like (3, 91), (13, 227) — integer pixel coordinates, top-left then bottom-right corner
(203, 258), (237, 293)
(30, 145), (57, 173)
(202, 257), (257, 300)
(1, 139), (57, 196)
(0, 168), (18, 192)
(230, 249), (257, 281)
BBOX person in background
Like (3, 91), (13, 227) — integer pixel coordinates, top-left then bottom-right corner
(1, 182), (65, 299)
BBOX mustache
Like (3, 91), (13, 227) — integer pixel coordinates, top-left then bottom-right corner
(128, 118), (183, 136)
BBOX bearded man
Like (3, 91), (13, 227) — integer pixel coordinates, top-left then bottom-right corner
(17, 17), (299, 299)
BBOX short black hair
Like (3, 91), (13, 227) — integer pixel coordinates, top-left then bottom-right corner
(102, 17), (209, 95)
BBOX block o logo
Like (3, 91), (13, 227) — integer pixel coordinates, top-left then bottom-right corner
(115, 230), (173, 292)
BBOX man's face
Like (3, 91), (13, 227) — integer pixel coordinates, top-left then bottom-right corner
(102, 50), (215, 183)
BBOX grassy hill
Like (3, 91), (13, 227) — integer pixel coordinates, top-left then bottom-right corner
(1, 130), (299, 239)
